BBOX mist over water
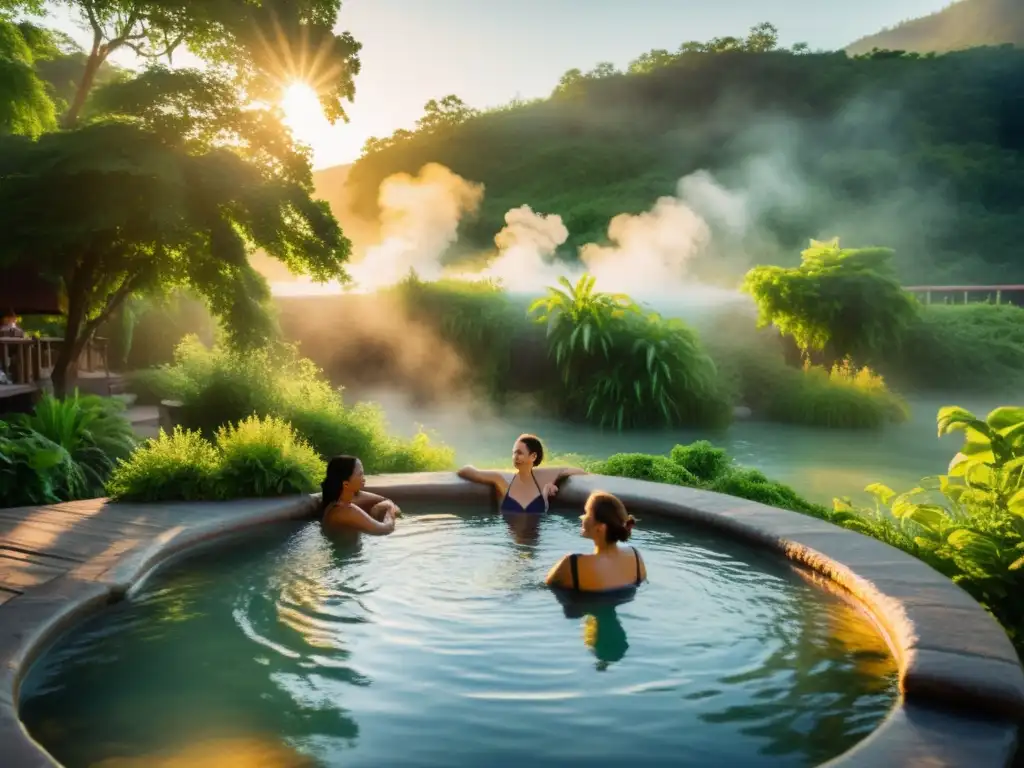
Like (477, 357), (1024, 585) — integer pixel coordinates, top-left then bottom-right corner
(259, 91), (986, 506)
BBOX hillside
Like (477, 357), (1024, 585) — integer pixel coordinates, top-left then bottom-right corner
(847, 0), (1023, 55)
(342, 43), (1024, 286)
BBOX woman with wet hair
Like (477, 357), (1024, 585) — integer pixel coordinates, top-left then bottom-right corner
(320, 455), (401, 535)
(457, 433), (586, 514)
(546, 491), (647, 592)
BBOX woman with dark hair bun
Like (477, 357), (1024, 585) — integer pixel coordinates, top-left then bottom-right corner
(545, 491), (647, 592)
(320, 455), (401, 535)
(457, 433), (586, 513)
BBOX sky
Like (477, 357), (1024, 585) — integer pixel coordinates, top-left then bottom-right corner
(38, 0), (952, 169)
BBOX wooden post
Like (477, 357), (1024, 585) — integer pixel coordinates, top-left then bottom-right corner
(31, 339), (41, 384)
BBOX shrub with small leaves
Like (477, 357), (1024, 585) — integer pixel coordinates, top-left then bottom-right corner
(106, 427), (220, 502)
(215, 416), (325, 499)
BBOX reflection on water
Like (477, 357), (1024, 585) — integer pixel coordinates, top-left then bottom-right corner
(91, 737), (316, 768)
(20, 510), (898, 768)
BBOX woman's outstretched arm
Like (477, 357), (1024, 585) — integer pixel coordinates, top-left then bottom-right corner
(457, 465), (508, 491)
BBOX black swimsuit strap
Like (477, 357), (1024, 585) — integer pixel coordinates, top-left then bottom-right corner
(634, 548), (642, 585)
(569, 554), (580, 591)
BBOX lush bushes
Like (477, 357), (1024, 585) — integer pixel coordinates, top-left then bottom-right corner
(832, 405), (1024, 651)
(137, 336), (454, 473)
(107, 416), (325, 502)
(584, 440), (829, 518)
(0, 420), (84, 507)
(742, 239), (919, 367)
(529, 275), (731, 429)
(705, 316), (909, 430)
(0, 392), (136, 507)
(887, 303), (1024, 393)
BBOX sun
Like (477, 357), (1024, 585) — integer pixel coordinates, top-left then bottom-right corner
(280, 81), (332, 145)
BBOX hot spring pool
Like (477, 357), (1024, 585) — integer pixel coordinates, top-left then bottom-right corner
(19, 507), (898, 768)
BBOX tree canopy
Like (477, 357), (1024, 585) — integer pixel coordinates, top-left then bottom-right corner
(5, 0), (362, 127)
(741, 239), (919, 365)
(0, 19), (58, 135)
(0, 2), (358, 394)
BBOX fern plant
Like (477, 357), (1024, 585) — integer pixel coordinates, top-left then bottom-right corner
(11, 391), (137, 497)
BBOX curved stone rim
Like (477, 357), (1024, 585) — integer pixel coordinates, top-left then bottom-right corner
(3, 472), (1021, 767)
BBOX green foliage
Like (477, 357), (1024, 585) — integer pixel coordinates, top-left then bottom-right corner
(529, 274), (729, 430)
(105, 426), (220, 502)
(704, 314), (909, 430)
(146, 336), (454, 473)
(107, 415), (325, 502)
(0, 93), (349, 392)
(766, 361), (909, 430)
(888, 303), (1024, 393)
(833, 405), (1024, 648)
(741, 239), (919, 365)
(0, 19), (57, 136)
(386, 275), (530, 397)
(0, 420), (84, 506)
(346, 35), (1024, 284)
(9, 391), (136, 496)
(214, 416), (324, 499)
(586, 440), (829, 518)
(23, 0), (361, 128)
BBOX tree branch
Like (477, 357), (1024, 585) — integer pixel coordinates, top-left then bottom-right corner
(80, 272), (143, 341)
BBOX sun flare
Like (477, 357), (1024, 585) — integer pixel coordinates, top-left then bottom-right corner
(280, 81), (324, 128)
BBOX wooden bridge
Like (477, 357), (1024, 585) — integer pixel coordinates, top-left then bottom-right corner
(904, 285), (1024, 306)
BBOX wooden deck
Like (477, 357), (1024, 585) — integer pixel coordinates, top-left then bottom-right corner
(0, 496), (318, 607)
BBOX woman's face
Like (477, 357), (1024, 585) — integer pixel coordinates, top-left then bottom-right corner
(579, 505), (603, 541)
(344, 459), (365, 494)
(512, 440), (536, 469)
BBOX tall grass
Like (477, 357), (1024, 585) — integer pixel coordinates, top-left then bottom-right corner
(140, 336), (454, 473)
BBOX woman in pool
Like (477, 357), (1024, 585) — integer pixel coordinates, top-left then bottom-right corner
(545, 491), (647, 592)
(457, 433), (586, 514)
(320, 455), (401, 535)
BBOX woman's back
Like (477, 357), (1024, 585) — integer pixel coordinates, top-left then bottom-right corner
(566, 547), (645, 593)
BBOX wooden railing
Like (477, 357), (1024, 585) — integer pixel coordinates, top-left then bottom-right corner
(0, 336), (109, 397)
(904, 285), (1024, 305)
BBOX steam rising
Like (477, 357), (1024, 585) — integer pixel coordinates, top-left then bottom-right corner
(348, 162), (484, 290)
(474, 205), (569, 291)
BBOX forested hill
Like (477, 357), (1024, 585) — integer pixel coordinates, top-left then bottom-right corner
(847, 0), (1024, 55)
(342, 27), (1024, 286)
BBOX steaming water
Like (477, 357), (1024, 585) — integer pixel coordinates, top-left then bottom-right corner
(20, 510), (896, 768)
(353, 387), (1006, 506)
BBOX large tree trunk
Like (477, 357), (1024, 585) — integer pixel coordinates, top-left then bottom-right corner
(62, 46), (105, 129)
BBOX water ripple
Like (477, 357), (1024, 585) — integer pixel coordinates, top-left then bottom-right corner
(19, 508), (898, 768)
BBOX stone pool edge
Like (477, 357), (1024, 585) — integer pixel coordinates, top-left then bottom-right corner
(1, 472), (1021, 767)
(368, 471), (1024, 767)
